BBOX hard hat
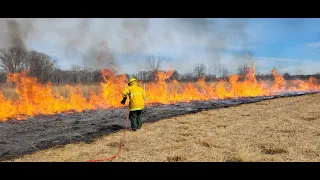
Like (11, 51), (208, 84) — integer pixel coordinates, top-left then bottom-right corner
(128, 78), (137, 85)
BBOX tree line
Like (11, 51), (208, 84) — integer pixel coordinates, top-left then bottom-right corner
(0, 47), (319, 85)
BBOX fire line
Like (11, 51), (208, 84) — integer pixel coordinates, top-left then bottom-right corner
(0, 66), (319, 121)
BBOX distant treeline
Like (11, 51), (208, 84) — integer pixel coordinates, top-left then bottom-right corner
(0, 47), (319, 85)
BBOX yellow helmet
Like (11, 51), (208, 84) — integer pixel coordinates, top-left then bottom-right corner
(128, 78), (137, 85)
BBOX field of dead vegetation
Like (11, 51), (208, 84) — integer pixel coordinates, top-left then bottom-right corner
(7, 93), (320, 162)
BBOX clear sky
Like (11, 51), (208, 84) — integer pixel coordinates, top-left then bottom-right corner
(22, 18), (320, 75)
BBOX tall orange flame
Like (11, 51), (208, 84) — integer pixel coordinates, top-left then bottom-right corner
(0, 67), (319, 121)
(271, 67), (286, 93)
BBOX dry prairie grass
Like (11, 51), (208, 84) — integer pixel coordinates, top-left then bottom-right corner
(0, 84), (18, 100)
(52, 83), (101, 98)
(6, 93), (320, 162)
(0, 83), (101, 99)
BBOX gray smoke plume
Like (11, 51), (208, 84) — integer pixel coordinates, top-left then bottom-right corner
(0, 18), (35, 50)
(49, 18), (150, 71)
(158, 18), (253, 75)
(0, 18), (149, 71)
(6, 19), (27, 50)
(0, 18), (271, 74)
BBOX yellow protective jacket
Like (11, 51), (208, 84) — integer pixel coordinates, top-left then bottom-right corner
(122, 82), (146, 111)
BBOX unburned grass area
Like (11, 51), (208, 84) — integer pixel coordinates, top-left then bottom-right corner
(6, 93), (320, 162)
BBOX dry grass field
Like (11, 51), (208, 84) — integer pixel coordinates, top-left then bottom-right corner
(0, 83), (102, 100)
(5, 93), (320, 162)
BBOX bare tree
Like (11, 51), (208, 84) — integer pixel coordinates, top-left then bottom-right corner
(147, 55), (166, 81)
(180, 73), (195, 82)
(79, 66), (94, 84)
(194, 63), (206, 79)
(51, 68), (62, 85)
(71, 64), (82, 84)
(137, 71), (149, 82)
(27, 51), (57, 83)
(237, 64), (250, 77)
(0, 47), (29, 73)
(147, 55), (164, 72)
(0, 47), (57, 83)
(170, 70), (180, 81)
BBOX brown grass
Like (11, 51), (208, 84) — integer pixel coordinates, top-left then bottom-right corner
(0, 83), (102, 99)
(52, 84), (101, 98)
(5, 93), (320, 162)
(0, 84), (18, 100)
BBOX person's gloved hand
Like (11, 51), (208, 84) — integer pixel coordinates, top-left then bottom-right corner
(120, 97), (127, 105)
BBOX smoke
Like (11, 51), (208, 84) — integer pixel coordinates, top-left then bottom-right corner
(160, 18), (254, 75)
(166, 18), (221, 74)
(0, 18), (273, 74)
(0, 18), (35, 50)
(0, 18), (152, 71)
(6, 19), (27, 50)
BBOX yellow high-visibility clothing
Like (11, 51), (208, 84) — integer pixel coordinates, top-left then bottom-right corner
(122, 82), (146, 111)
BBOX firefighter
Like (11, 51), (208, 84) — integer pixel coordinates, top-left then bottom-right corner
(120, 78), (146, 131)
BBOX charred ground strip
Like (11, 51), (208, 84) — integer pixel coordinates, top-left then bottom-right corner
(0, 91), (318, 161)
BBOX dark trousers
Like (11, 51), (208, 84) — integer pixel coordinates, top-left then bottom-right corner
(129, 110), (143, 130)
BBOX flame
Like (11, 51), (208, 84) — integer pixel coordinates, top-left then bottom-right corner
(271, 67), (286, 93)
(0, 66), (319, 121)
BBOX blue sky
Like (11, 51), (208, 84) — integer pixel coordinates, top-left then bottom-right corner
(21, 18), (320, 75)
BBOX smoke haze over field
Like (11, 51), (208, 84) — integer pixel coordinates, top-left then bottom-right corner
(0, 18), (320, 75)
